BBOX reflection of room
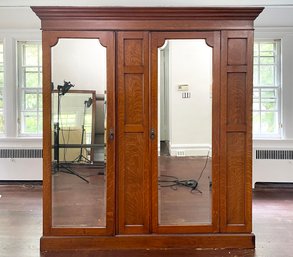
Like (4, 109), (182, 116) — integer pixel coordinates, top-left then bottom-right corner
(52, 91), (95, 162)
(158, 39), (213, 225)
(51, 39), (107, 227)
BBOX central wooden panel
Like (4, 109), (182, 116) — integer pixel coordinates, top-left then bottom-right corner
(117, 31), (150, 234)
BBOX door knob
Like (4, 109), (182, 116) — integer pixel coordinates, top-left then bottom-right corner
(150, 128), (155, 140)
(109, 129), (114, 140)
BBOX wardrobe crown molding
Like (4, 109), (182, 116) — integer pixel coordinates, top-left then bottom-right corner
(31, 7), (263, 31)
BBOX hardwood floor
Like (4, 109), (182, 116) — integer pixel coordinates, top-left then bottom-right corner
(0, 185), (42, 257)
(159, 156), (212, 225)
(0, 185), (293, 257)
(52, 157), (211, 227)
(52, 165), (106, 227)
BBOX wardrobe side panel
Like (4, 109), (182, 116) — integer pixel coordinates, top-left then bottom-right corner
(220, 30), (253, 233)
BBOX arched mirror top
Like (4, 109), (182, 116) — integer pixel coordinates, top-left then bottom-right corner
(154, 32), (215, 49)
(44, 32), (111, 48)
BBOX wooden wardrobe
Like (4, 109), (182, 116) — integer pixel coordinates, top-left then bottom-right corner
(32, 7), (263, 252)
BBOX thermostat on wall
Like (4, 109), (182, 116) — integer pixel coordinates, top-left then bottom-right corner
(178, 84), (189, 91)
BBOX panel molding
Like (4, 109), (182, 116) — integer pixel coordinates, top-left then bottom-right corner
(117, 31), (150, 234)
(220, 30), (253, 233)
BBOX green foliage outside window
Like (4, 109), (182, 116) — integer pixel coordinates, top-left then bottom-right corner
(253, 41), (280, 137)
(19, 41), (42, 135)
(0, 42), (4, 134)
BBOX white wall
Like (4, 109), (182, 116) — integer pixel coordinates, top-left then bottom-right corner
(252, 28), (293, 185)
(165, 40), (212, 156)
(52, 39), (106, 93)
(0, 30), (42, 180)
(1, 0), (293, 7)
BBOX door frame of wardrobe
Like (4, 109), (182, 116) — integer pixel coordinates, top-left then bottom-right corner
(41, 30), (116, 237)
(150, 31), (220, 234)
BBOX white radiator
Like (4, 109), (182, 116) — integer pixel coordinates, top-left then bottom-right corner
(0, 149), (42, 180)
(253, 148), (293, 187)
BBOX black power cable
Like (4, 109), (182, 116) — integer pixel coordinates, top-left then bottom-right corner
(158, 150), (210, 193)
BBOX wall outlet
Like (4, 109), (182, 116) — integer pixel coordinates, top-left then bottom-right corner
(176, 150), (185, 157)
(182, 92), (191, 98)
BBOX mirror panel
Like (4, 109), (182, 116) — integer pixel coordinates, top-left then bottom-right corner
(51, 39), (107, 227)
(158, 39), (213, 225)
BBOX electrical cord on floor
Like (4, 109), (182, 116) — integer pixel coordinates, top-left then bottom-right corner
(158, 175), (201, 193)
(158, 150), (210, 194)
(196, 150), (210, 183)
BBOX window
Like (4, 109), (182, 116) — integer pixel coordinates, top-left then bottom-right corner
(0, 42), (4, 134)
(18, 41), (42, 136)
(253, 40), (281, 138)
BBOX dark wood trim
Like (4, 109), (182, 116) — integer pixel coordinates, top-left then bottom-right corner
(32, 7), (263, 20)
(245, 30), (254, 233)
(40, 233), (255, 251)
(42, 31), (53, 236)
(31, 7), (263, 31)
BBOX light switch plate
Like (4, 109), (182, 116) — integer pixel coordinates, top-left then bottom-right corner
(178, 84), (189, 91)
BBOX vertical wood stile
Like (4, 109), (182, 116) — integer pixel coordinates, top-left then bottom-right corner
(220, 30), (253, 233)
(117, 31), (150, 234)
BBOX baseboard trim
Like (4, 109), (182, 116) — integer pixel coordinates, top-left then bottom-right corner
(169, 144), (211, 157)
(41, 233), (255, 251)
(254, 182), (293, 190)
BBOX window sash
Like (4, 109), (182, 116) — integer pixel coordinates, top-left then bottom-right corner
(0, 41), (4, 135)
(253, 40), (281, 138)
(18, 41), (42, 136)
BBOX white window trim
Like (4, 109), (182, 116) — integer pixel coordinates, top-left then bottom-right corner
(0, 40), (4, 135)
(0, 30), (42, 145)
(17, 40), (42, 137)
(253, 39), (282, 139)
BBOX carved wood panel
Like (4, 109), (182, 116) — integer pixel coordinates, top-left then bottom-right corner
(220, 31), (253, 233)
(117, 31), (150, 234)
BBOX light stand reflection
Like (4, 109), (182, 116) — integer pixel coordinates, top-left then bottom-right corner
(73, 97), (93, 163)
(53, 81), (89, 183)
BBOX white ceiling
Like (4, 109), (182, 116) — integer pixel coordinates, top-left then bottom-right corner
(0, 0), (293, 7)
(0, 2), (293, 29)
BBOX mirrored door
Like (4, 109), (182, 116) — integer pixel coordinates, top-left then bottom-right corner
(42, 31), (115, 236)
(151, 32), (220, 233)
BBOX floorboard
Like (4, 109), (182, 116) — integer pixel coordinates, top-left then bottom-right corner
(0, 185), (293, 256)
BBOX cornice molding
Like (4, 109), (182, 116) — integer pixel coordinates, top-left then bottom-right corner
(32, 7), (263, 21)
(31, 7), (264, 31)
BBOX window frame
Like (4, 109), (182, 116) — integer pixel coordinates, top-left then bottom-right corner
(0, 40), (4, 136)
(253, 39), (282, 139)
(17, 40), (42, 137)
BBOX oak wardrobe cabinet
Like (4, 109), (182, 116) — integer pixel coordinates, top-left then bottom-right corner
(32, 7), (263, 252)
